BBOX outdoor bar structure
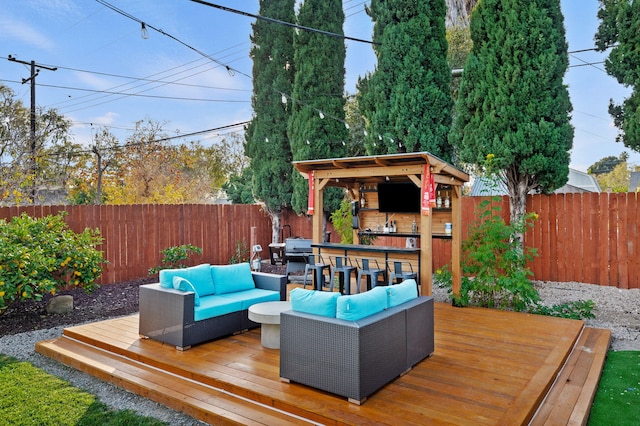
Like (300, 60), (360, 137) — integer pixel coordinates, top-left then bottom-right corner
(293, 152), (470, 296)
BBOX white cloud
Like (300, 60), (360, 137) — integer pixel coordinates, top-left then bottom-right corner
(0, 18), (55, 50)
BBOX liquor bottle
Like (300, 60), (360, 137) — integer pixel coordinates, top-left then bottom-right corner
(444, 192), (450, 208)
(436, 191), (442, 208)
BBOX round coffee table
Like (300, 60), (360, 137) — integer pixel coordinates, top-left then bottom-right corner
(247, 301), (291, 349)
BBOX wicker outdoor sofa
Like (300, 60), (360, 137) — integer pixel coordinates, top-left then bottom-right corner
(139, 263), (287, 350)
(280, 281), (434, 404)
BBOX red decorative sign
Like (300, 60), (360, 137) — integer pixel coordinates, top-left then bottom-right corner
(421, 164), (435, 216)
(307, 170), (315, 215)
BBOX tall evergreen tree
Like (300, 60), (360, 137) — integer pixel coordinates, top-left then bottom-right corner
(245, 0), (296, 242)
(595, 0), (640, 151)
(357, 0), (453, 160)
(450, 0), (573, 231)
(288, 0), (348, 215)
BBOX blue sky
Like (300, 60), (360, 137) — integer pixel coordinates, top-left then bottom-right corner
(0, 0), (636, 172)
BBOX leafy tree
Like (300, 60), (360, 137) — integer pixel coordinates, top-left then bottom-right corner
(450, 0), (573, 237)
(357, 0), (453, 159)
(595, 0), (640, 151)
(344, 95), (368, 158)
(0, 84), (73, 205)
(223, 168), (256, 204)
(288, 0), (348, 215)
(245, 0), (295, 241)
(587, 151), (629, 175)
(447, 24), (473, 102)
(596, 161), (630, 192)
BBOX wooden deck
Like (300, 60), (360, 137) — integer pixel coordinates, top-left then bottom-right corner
(35, 303), (610, 425)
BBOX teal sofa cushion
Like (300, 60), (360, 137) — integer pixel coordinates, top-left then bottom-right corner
(194, 296), (242, 322)
(217, 288), (280, 310)
(336, 286), (388, 321)
(159, 264), (214, 295)
(387, 279), (418, 307)
(172, 276), (200, 306)
(211, 263), (255, 294)
(290, 288), (340, 318)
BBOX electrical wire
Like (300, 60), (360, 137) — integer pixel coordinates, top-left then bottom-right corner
(189, 0), (378, 45)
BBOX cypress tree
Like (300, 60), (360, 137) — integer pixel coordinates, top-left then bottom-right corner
(288, 0), (348, 215)
(595, 0), (640, 151)
(450, 0), (573, 228)
(358, 0), (453, 160)
(245, 0), (295, 241)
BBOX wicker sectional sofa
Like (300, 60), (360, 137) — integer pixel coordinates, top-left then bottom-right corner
(280, 280), (434, 404)
(139, 262), (287, 350)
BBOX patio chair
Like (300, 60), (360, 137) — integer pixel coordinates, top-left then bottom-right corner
(355, 258), (386, 293)
(387, 260), (418, 293)
(302, 254), (332, 291)
(329, 255), (357, 295)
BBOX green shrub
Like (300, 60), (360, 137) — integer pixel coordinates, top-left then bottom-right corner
(229, 240), (249, 264)
(0, 212), (106, 312)
(330, 199), (354, 244)
(148, 244), (202, 275)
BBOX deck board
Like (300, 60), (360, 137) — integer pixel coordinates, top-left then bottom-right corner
(35, 302), (609, 425)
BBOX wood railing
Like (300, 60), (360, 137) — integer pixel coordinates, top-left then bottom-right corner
(2, 192), (638, 288)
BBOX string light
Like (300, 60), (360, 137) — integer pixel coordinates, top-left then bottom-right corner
(344, 122), (350, 129)
(265, 137), (269, 143)
(141, 22), (149, 39)
(281, 93), (287, 104)
(319, 111), (325, 119)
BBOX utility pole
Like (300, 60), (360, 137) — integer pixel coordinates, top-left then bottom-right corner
(7, 55), (57, 200)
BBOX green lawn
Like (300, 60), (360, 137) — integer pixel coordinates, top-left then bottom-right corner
(0, 354), (167, 426)
(588, 351), (640, 426)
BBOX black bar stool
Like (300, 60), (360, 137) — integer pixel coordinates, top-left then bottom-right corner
(303, 254), (331, 291)
(355, 258), (386, 293)
(330, 256), (356, 294)
(387, 260), (419, 292)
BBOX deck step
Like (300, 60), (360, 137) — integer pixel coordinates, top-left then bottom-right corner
(35, 336), (319, 426)
(530, 327), (611, 426)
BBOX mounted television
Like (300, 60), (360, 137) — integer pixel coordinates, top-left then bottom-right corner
(377, 182), (421, 213)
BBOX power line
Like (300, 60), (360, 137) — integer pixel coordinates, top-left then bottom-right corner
(189, 0), (379, 45)
(95, 0), (251, 79)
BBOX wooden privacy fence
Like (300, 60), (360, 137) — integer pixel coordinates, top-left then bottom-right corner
(1, 192), (638, 288)
(0, 204), (314, 285)
(431, 192), (640, 289)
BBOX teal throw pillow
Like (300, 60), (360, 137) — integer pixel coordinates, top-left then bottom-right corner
(172, 276), (200, 306)
(336, 286), (388, 321)
(290, 288), (340, 318)
(159, 264), (215, 296)
(387, 279), (418, 307)
(211, 263), (255, 294)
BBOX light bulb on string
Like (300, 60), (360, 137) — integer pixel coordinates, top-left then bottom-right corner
(306, 140), (310, 145)
(319, 111), (325, 119)
(344, 122), (350, 129)
(363, 130), (368, 136)
(281, 94), (287, 104)
(265, 137), (269, 143)
(141, 22), (149, 39)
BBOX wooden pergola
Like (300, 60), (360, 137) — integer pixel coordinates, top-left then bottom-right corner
(293, 152), (469, 296)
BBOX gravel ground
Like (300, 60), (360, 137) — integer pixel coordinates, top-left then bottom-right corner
(0, 278), (638, 425)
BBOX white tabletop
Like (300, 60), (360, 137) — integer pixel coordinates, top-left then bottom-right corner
(248, 301), (291, 324)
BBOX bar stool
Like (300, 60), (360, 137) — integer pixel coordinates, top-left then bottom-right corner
(303, 254), (332, 291)
(387, 260), (419, 293)
(355, 258), (386, 293)
(330, 256), (357, 295)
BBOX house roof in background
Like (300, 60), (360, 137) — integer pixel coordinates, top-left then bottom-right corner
(470, 168), (601, 196)
(629, 172), (640, 192)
